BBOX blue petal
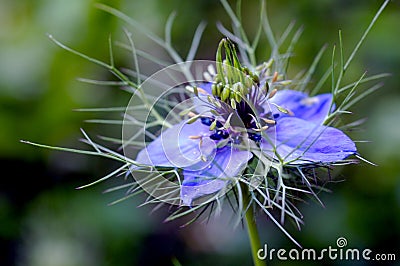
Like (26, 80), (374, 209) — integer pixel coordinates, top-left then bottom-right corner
(135, 120), (217, 170)
(269, 90), (333, 124)
(181, 146), (253, 206)
(262, 117), (356, 164)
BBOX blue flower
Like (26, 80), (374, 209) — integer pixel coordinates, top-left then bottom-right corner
(135, 83), (357, 206)
(133, 37), (357, 206)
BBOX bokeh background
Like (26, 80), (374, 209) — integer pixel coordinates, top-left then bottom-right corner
(1, 0), (399, 265)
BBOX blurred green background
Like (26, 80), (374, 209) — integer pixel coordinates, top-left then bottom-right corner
(1, 0), (399, 265)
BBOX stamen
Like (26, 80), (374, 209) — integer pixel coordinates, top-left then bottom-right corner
(209, 120), (217, 130)
(272, 71), (279, 83)
(189, 135), (202, 139)
(187, 85), (208, 96)
(261, 118), (276, 125)
(223, 113), (234, 129)
(279, 80), (291, 85)
(207, 95), (222, 108)
(248, 113), (262, 130)
(186, 114), (201, 124)
(188, 111), (197, 117)
(271, 103), (292, 115)
(179, 106), (196, 116)
(253, 126), (269, 132)
(268, 88), (278, 99)
(197, 87), (208, 95)
(262, 81), (269, 95)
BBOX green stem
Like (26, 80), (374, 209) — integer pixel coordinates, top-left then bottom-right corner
(241, 183), (266, 266)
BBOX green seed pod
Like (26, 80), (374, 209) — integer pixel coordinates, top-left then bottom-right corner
(230, 98), (237, 109)
(244, 76), (253, 88)
(214, 73), (221, 83)
(211, 84), (217, 96)
(217, 83), (222, 96)
(235, 91), (241, 103)
(221, 86), (231, 101)
(238, 82), (249, 96)
(232, 82), (239, 94)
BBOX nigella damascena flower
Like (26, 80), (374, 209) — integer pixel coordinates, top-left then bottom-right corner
(135, 39), (357, 206)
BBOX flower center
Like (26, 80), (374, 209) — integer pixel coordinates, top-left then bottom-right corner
(189, 39), (279, 144)
(200, 38), (274, 143)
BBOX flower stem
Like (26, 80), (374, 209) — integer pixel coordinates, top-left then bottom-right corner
(241, 183), (266, 266)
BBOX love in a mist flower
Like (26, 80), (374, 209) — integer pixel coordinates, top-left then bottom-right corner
(22, 1), (389, 262)
(135, 39), (357, 206)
